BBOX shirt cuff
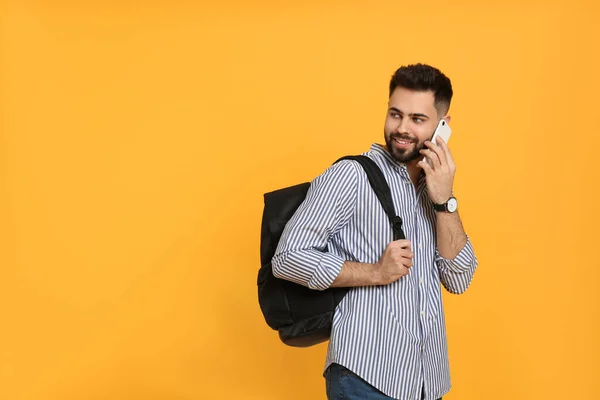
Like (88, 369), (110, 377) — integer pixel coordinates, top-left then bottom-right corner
(435, 237), (476, 273)
(308, 252), (345, 290)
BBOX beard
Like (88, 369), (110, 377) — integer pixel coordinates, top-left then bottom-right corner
(385, 132), (425, 163)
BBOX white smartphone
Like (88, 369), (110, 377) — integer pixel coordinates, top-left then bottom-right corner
(423, 119), (451, 165)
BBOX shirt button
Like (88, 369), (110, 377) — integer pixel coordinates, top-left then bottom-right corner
(421, 310), (425, 316)
(418, 242), (422, 249)
(420, 278), (424, 285)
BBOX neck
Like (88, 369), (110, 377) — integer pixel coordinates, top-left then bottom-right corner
(406, 160), (422, 186)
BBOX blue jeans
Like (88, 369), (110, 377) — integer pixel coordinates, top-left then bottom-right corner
(325, 363), (442, 400)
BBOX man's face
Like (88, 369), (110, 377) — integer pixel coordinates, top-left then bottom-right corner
(384, 87), (443, 164)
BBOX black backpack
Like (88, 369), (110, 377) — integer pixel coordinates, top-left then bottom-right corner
(258, 155), (406, 347)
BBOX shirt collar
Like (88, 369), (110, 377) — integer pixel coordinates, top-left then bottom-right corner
(369, 143), (407, 170)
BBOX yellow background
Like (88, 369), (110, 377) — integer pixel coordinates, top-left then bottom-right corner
(1, 1), (599, 399)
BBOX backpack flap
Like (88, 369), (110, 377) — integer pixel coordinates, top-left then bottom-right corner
(258, 182), (311, 330)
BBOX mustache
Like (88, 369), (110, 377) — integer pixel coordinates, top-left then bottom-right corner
(389, 133), (417, 143)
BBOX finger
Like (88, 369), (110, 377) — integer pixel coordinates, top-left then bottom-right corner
(417, 159), (434, 175)
(419, 148), (440, 168)
(399, 250), (415, 259)
(430, 138), (448, 166)
(436, 137), (455, 170)
(393, 255), (412, 269)
(394, 249), (413, 261)
(391, 239), (412, 250)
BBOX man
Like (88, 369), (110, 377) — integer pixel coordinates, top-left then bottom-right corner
(271, 63), (478, 400)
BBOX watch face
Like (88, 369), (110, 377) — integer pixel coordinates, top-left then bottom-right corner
(447, 197), (458, 212)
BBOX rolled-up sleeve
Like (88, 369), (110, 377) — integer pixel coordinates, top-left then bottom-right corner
(435, 236), (478, 294)
(271, 161), (358, 291)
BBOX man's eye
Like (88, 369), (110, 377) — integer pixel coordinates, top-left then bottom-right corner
(392, 113), (400, 118)
(413, 118), (423, 123)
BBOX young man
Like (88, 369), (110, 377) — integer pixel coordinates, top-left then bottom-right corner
(272, 63), (478, 400)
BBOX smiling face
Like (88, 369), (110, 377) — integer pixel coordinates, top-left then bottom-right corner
(384, 87), (444, 164)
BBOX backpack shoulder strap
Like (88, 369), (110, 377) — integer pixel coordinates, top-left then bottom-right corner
(334, 155), (406, 241)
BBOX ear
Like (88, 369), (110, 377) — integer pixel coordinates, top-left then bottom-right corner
(444, 115), (451, 125)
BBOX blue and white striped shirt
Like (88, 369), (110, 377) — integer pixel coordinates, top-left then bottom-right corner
(272, 143), (478, 400)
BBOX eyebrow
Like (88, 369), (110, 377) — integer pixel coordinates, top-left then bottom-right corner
(388, 107), (430, 119)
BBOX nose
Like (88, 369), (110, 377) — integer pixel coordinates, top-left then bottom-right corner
(396, 117), (411, 135)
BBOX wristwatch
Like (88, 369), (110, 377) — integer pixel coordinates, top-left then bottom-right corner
(433, 197), (458, 213)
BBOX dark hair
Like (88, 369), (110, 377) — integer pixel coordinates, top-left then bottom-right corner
(389, 63), (453, 115)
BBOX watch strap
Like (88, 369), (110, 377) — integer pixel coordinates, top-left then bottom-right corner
(432, 202), (447, 212)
